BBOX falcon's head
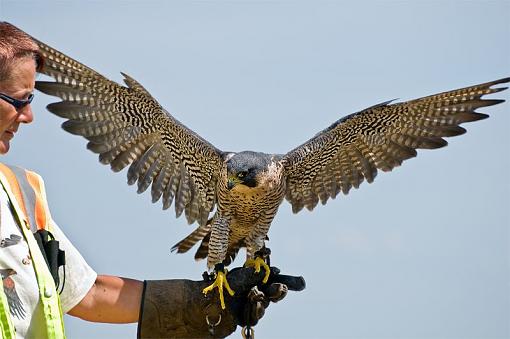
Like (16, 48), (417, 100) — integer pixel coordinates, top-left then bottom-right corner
(226, 151), (274, 190)
(0, 269), (16, 279)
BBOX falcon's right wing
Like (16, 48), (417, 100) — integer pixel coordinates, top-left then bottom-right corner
(282, 77), (509, 214)
(34, 39), (225, 226)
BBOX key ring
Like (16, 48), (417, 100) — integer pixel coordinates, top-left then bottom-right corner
(206, 314), (221, 336)
(242, 325), (254, 339)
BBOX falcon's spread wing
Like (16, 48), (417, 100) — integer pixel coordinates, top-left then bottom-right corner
(283, 78), (509, 213)
(34, 40), (225, 226)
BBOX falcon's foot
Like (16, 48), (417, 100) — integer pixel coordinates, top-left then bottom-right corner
(244, 248), (271, 284)
(202, 263), (235, 310)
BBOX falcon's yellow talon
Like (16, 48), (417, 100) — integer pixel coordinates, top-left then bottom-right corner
(244, 257), (271, 284)
(244, 258), (259, 272)
(262, 261), (270, 284)
(202, 270), (235, 310)
(223, 276), (235, 296)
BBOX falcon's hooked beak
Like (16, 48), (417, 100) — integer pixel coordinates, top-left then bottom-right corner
(227, 177), (241, 190)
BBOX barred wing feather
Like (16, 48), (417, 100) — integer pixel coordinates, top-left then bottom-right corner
(283, 77), (509, 213)
(34, 40), (225, 226)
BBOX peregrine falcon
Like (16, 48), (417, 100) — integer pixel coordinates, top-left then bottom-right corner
(33, 38), (509, 308)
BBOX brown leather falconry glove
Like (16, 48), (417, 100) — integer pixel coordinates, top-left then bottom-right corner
(138, 266), (305, 338)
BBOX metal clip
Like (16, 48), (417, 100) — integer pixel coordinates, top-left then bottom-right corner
(242, 326), (254, 339)
(206, 314), (221, 336)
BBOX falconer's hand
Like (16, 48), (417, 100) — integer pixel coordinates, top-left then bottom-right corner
(138, 266), (305, 338)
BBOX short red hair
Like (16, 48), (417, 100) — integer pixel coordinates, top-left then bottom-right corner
(0, 22), (43, 81)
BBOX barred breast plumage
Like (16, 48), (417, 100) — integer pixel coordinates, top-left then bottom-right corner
(184, 152), (284, 268)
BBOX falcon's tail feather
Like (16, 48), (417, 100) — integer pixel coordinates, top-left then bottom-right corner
(171, 219), (212, 254)
(192, 235), (241, 265)
(223, 242), (243, 266)
(194, 233), (210, 260)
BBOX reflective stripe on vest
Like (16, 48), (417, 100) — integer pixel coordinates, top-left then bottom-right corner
(0, 163), (66, 338)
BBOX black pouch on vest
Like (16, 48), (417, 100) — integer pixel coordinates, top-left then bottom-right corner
(33, 229), (66, 290)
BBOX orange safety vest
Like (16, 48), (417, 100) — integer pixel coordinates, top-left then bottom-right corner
(0, 163), (65, 339)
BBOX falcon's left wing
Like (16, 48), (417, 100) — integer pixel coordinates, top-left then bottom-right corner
(34, 39), (226, 226)
(282, 77), (509, 213)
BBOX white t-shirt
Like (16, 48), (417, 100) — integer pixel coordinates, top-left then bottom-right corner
(0, 187), (97, 338)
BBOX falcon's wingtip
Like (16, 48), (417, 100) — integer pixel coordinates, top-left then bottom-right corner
(484, 77), (510, 92)
(490, 76), (510, 85)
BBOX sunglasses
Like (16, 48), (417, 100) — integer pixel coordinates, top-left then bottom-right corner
(0, 92), (34, 109)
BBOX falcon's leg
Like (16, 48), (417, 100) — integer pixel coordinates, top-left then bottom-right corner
(202, 216), (233, 309)
(202, 263), (235, 310)
(244, 247), (271, 284)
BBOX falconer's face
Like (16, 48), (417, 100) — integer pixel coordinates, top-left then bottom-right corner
(0, 57), (35, 154)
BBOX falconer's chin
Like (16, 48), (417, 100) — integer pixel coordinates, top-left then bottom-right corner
(0, 133), (13, 154)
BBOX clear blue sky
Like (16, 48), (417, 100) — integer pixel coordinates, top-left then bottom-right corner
(2, 1), (509, 338)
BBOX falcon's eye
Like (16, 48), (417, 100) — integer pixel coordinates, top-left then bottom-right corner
(237, 171), (248, 178)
